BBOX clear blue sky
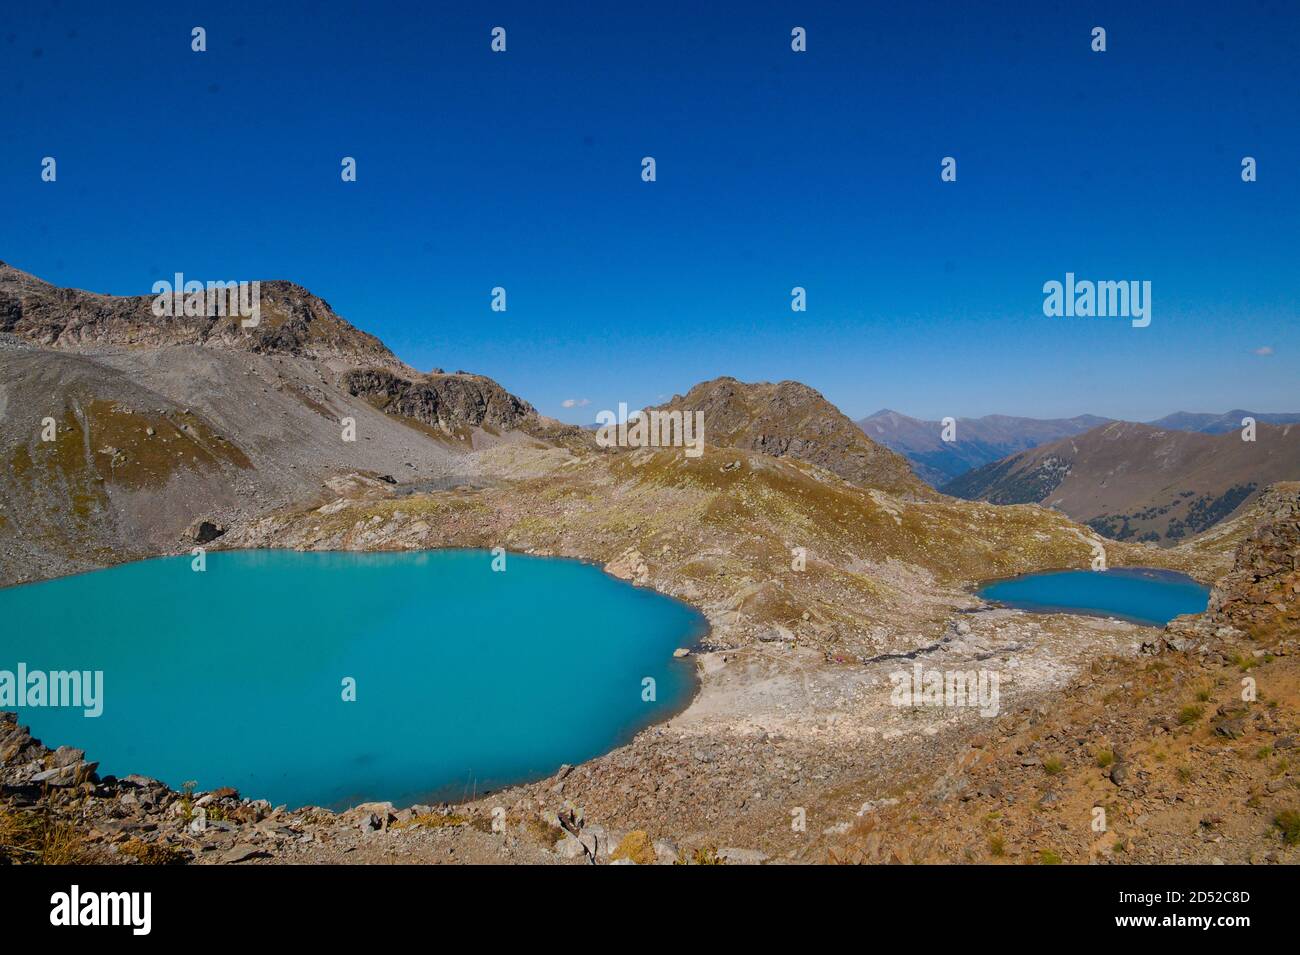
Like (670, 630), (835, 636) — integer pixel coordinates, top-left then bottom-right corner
(3, 1), (1296, 423)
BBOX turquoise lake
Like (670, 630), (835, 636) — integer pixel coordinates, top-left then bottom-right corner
(0, 550), (707, 809)
(978, 567), (1210, 627)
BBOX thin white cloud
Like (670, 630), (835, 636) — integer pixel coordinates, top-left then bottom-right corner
(1254, 345), (1274, 356)
(561, 398), (590, 408)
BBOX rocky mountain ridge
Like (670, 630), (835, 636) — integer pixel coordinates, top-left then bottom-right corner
(0, 261), (399, 369)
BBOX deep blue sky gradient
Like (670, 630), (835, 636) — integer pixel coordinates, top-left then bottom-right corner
(3, 1), (1297, 422)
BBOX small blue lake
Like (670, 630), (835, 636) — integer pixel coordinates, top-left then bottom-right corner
(977, 567), (1210, 627)
(0, 550), (707, 809)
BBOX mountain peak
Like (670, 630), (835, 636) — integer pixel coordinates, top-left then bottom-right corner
(863, 407), (910, 421)
(654, 377), (928, 496)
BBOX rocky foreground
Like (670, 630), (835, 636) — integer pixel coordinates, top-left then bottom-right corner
(827, 484), (1300, 864)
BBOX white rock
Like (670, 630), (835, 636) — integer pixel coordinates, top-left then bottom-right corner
(717, 847), (769, 865)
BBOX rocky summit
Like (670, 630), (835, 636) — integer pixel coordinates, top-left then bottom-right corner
(0, 262), (397, 368)
(654, 377), (929, 498)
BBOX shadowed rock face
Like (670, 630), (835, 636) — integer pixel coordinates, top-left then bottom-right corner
(653, 377), (930, 497)
(343, 367), (538, 433)
(1160, 481), (1300, 651)
(0, 262), (398, 368)
(1208, 483), (1300, 637)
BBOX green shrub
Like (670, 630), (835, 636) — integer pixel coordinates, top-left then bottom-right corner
(1273, 810), (1300, 847)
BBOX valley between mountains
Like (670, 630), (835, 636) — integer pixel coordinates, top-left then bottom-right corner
(1, 262), (1296, 865)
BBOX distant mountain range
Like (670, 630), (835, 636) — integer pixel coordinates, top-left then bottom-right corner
(858, 410), (1110, 486)
(941, 421), (1300, 545)
(860, 409), (1300, 486)
(1146, 410), (1300, 434)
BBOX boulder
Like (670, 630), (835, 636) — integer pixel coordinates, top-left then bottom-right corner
(556, 832), (596, 860)
(1213, 717), (1247, 740)
(32, 760), (97, 787)
(653, 839), (681, 864)
(220, 844), (268, 864)
(186, 519), (226, 544)
(606, 548), (650, 585)
(50, 745), (85, 768)
(122, 774), (164, 788)
(717, 847), (769, 865)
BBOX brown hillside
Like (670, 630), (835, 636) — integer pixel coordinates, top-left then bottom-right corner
(944, 421), (1300, 545)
